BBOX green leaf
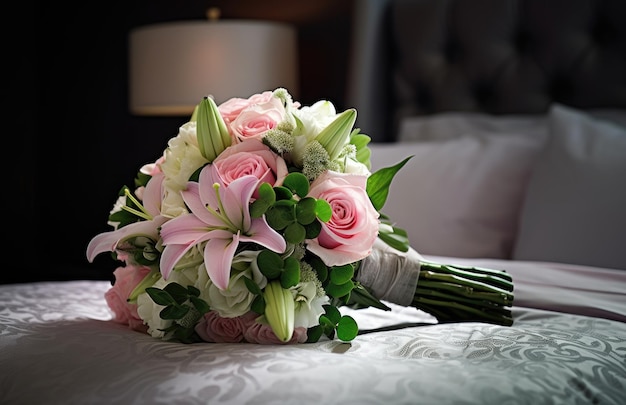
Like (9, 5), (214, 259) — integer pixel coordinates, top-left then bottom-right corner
(280, 257), (300, 288)
(295, 197), (318, 225)
(377, 225), (410, 252)
(283, 172), (310, 197)
(257, 250), (283, 279)
(244, 276), (263, 295)
(306, 325), (324, 343)
(323, 305), (342, 324)
(309, 255), (328, 283)
(330, 264), (354, 285)
(266, 205), (295, 231)
(145, 287), (175, 306)
(315, 199), (332, 222)
(326, 280), (355, 299)
(163, 283), (190, 305)
(273, 186), (294, 200)
(336, 315), (358, 341)
(350, 131), (372, 169)
(160, 305), (190, 320)
(284, 222), (306, 244)
(304, 220), (322, 239)
(366, 156), (413, 211)
(251, 295), (265, 314)
(258, 182), (276, 202)
(346, 283), (391, 311)
(250, 199), (271, 218)
(186, 285), (201, 297)
(189, 296), (210, 314)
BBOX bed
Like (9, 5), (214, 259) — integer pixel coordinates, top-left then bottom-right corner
(3, 0), (626, 404)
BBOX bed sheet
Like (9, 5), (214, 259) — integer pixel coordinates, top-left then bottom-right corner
(1, 259), (625, 405)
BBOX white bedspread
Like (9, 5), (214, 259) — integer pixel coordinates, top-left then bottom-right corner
(1, 258), (625, 405)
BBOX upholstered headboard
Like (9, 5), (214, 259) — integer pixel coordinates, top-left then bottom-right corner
(347, 0), (626, 141)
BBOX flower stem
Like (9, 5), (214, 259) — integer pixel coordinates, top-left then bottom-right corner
(413, 261), (515, 326)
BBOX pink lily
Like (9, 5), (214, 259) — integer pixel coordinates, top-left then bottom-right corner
(87, 173), (166, 263)
(159, 165), (286, 290)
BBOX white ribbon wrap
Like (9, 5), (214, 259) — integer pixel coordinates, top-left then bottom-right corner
(356, 238), (422, 306)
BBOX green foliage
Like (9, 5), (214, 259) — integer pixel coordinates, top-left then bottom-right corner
(251, 172), (334, 245)
(306, 305), (358, 342)
(282, 172), (309, 197)
(366, 156), (412, 211)
(145, 282), (210, 343)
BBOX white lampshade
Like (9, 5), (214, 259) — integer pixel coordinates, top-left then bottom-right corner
(129, 20), (298, 115)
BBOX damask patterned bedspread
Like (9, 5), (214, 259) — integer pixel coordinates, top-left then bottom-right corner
(1, 260), (625, 405)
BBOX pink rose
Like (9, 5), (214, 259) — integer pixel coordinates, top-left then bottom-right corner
(195, 311), (258, 343)
(212, 139), (288, 198)
(105, 265), (151, 333)
(306, 171), (380, 266)
(229, 97), (288, 143)
(218, 91), (274, 125)
(244, 323), (308, 345)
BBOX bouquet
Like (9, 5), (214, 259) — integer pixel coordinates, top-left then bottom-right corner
(87, 88), (514, 344)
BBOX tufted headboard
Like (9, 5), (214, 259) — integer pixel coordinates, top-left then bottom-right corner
(347, 0), (626, 141)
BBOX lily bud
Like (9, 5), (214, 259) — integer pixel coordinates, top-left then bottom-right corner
(263, 280), (295, 342)
(196, 96), (232, 162)
(315, 108), (357, 161)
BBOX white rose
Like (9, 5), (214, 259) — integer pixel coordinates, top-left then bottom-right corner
(136, 277), (170, 338)
(198, 251), (266, 318)
(159, 121), (209, 218)
(343, 157), (371, 175)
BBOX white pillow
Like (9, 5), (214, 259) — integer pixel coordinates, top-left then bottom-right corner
(397, 112), (548, 142)
(369, 132), (543, 259)
(513, 104), (626, 270)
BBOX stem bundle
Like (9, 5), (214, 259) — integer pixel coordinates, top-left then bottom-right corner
(413, 261), (514, 326)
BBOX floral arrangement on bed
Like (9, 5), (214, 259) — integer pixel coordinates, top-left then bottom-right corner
(87, 88), (514, 344)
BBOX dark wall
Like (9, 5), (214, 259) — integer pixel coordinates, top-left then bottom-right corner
(20, 1), (353, 284)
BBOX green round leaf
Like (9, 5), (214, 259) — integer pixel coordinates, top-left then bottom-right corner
(273, 186), (294, 200)
(284, 222), (306, 244)
(283, 172), (310, 197)
(306, 325), (324, 343)
(330, 264), (354, 285)
(250, 199), (271, 218)
(315, 199), (332, 222)
(323, 304), (342, 324)
(336, 315), (358, 341)
(325, 280), (355, 299)
(257, 182), (276, 203)
(296, 197), (318, 225)
(257, 250), (283, 279)
(266, 205), (295, 231)
(304, 220), (322, 239)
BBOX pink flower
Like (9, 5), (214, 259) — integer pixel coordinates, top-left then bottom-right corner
(229, 97), (288, 143)
(306, 170), (380, 266)
(218, 91), (275, 125)
(195, 311), (258, 343)
(86, 173), (167, 264)
(212, 139), (288, 198)
(105, 265), (151, 333)
(159, 167), (286, 290)
(244, 322), (308, 345)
